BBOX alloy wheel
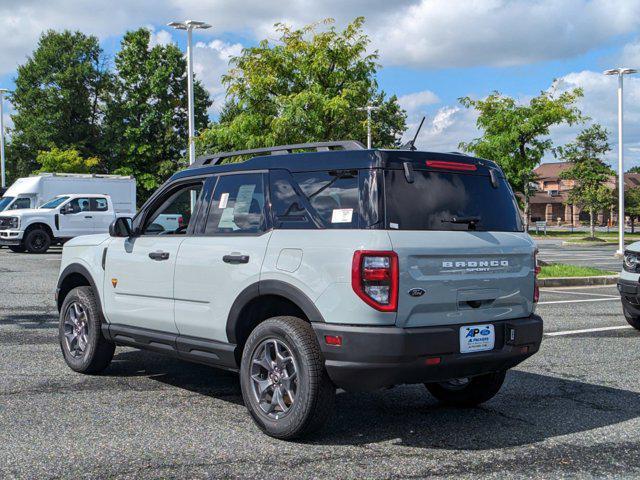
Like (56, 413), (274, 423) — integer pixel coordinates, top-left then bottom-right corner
(250, 338), (298, 420)
(63, 302), (89, 358)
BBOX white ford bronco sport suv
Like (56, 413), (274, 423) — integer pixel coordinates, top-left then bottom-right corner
(55, 141), (543, 439)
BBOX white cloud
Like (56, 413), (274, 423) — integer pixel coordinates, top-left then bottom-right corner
(404, 69), (640, 169)
(551, 70), (640, 168)
(1, 0), (639, 77)
(408, 106), (478, 153)
(193, 39), (244, 115)
(620, 38), (640, 68)
(398, 90), (439, 112)
(374, 0), (640, 68)
(148, 28), (173, 47)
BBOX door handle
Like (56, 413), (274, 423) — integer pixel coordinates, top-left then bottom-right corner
(84, 215), (93, 219)
(223, 254), (250, 264)
(149, 251), (170, 261)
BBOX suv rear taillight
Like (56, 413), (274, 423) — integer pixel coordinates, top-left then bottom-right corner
(352, 251), (398, 312)
(533, 249), (540, 303)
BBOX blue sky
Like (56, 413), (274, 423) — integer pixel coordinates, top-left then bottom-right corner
(1, 0), (639, 168)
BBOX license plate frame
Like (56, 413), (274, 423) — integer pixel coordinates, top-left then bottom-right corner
(459, 324), (495, 353)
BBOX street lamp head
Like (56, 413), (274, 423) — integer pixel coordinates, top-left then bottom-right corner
(604, 68), (637, 76)
(167, 21), (187, 30)
(168, 20), (211, 30)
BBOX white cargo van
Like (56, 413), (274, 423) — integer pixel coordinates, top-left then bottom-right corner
(0, 173), (136, 213)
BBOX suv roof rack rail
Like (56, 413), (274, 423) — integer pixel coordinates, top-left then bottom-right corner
(190, 140), (366, 168)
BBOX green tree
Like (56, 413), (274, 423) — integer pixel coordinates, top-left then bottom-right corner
(104, 28), (211, 199)
(628, 166), (640, 174)
(35, 147), (100, 174)
(558, 124), (614, 239)
(625, 187), (640, 233)
(9, 30), (111, 178)
(459, 87), (583, 230)
(196, 18), (406, 155)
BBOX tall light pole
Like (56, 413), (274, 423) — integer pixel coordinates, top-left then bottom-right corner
(604, 67), (637, 256)
(358, 105), (380, 149)
(168, 20), (211, 166)
(0, 88), (8, 190)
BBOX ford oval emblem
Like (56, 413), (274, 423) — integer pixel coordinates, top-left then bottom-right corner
(408, 288), (426, 297)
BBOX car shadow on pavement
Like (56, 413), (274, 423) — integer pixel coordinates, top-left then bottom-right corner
(109, 349), (243, 406)
(314, 370), (640, 449)
(106, 350), (640, 449)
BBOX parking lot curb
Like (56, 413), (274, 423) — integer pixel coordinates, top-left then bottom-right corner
(538, 275), (619, 287)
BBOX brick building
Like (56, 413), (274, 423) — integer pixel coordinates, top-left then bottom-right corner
(528, 162), (640, 226)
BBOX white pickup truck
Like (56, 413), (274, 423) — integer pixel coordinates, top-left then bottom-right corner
(0, 194), (130, 253)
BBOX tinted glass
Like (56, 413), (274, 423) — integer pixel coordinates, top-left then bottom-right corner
(41, 196), (69, 209)
(205, 173), (265, 235)
(91, 197), (108, 211)
(384, 170), (523, 232)
(67, 198), (91, 213)
(293, 171), (360, 229)
(0, 196), (13, 211)
(143, 183), (203, 235)
(270, 170), (316, 229)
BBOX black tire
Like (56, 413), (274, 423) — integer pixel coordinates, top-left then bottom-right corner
(24, 228), (51, 253)
(240, 316), (335, 440)
(425, 370), (507, 407)
(58, 286), (115, 374)
(623, 307), (640, 330)
(8, 244), (26, 253)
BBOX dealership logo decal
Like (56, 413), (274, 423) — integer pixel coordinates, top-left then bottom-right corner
(441, 259), (509, 273)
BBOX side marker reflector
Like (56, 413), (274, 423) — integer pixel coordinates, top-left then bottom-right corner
(324, 335), (342, 346)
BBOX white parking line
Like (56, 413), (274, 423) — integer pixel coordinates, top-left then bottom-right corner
(545, 325), (632, 336)
(537, 298), (619, 305)
(541, 289), (618, 298)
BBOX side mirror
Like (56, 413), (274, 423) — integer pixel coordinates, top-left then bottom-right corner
(109, 217), (133, 237)
(60, 204), (72, 215)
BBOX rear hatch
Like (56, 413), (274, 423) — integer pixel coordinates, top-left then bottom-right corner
(383, 155), (535, 328)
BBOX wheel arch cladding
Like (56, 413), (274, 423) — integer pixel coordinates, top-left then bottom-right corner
(25, 222), (54, 238)
(57, 264), (103, 316)
(227, 280), (325, 347)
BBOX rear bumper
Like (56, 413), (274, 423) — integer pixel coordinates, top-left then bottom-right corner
(313, 315), (543, 391)
(618, 278), (639, 315)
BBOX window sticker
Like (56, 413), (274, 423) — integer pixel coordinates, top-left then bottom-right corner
(234, 184), (256, 215)
(390, 222), (399, 229)
(218, 208), (238, 230)
(331, 208), (353, 223)
(218, 192), (229, 209)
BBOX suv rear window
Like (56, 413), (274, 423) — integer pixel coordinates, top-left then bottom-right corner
(270, 170), (362, 229)
(293, 171), (360, 228)
(384, 169), (523, 232)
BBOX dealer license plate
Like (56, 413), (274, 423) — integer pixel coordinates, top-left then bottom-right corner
(460, 324), (495, 353)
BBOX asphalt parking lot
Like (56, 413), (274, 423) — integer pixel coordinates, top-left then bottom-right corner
(1, 247), (640, 479)
(537, 239), (621, 271)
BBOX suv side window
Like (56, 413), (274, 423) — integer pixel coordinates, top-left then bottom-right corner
(269, 170), (317, 229)
(90, 197), (108, 212)
(204, 173), (266, 235)
(142, 182), (203, 235)
(292, 170), (360, 229)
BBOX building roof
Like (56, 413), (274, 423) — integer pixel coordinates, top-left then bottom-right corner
(533, 161), (572, 180)
(529, 191), (569, 204)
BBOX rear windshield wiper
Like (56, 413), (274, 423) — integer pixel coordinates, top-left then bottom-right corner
(441, 216), (481, 225)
